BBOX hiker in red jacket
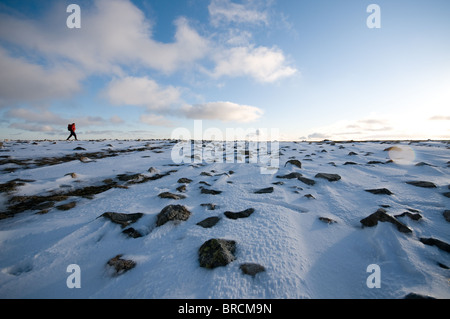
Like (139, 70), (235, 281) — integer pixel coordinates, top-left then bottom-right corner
(67, 123), (78, 140)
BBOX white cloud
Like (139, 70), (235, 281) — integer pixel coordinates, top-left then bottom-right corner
(181, 101), (263, 122)
(104, 76), (181, 111)
(0, 48), (83, 105)
(209, 0), (269, 26)
(212, 45), (297, 83)
(140, 114), (174, 127)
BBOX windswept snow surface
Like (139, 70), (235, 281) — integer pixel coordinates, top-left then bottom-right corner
(0, 139), (448, 299)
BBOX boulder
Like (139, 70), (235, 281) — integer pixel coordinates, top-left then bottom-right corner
(365, 188), (393, 195)
(200, 188), (222, 195)
(284, 160), (302, 169)
(106, 254), (136, 275)
(276, 172), (303, 179)
(197, 216), (221, 228)
(122, 227), (142, 238)
(406, 181), (437, 188)
(158, 192), (186, 200)
(315, 173), (341, 182)
(319, 217), (337, 224)
(394, 212), (422, 221)
(360, 208), (412, 233)
(224, 208), (255, 220)
(298, 176), (316, 186)
(254, 187), (274, 194)
(419, 237), (450, 253)
(156, 205), (191, 227)
(177, 178), (193, 184)
(239, 263), (266, 277)
(198, 239), (236, 269)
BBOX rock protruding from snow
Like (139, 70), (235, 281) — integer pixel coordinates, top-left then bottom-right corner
(100, 212), (144, 228)
(196, 216), (220, 228)
(106, 254), (136, 275)
(365, 188), (393, 195)
(239, 263), (265, 277)
(360, 208), (412, 233)
(284, 159), (302, 169)
(156, 205), (191, 227)
(315, 173), (341, 182)
(224, 208), (255, 220)
(419, 237), (450, 253)
(406, 181), (437, 188)
(198, 239), (236, 269)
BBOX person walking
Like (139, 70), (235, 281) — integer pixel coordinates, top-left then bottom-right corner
(67, 123), (78, 140)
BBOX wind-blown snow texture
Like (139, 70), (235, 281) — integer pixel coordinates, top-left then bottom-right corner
(0, 139), (448, 299)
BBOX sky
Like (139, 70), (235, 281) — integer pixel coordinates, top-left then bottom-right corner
(0, 0), (449, 141)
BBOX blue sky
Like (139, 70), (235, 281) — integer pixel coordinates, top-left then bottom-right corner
(0, 0), (449, 141)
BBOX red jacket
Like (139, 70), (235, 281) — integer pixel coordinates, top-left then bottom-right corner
(68, 124), (76, 131)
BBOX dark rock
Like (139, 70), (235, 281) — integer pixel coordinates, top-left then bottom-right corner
(367, 160), (384, 165)
(298, 176), (316, 186)
(100, 212), (144, 228)
(319, 217), (336, 224)
(360, 208), (412, 233)
(158, 192), (186, 200)
(365, 188), (393, 195)
(443, 192), (450, 198)
(284, 160), (302, 169)
(315, 173), (341, 182)
(73, 147), (86, 151)
(176, 185), (187, 192)
(406, 181), (437, 188)
(240, 263), (265, 277)
(198, 239), (236, 269)
(197, 216), (221, 228)
(443, 210), (450, 222)
(344, 161), (358, 165)
(200, 188), (222, 195)
(156, 205), (191, 227)
(177, 178), (193, 184)
(122, 227), (142, 238)
(420, 237), (450, 253)
(395, 212), (422, 221)
(56, 201), (77, 211)
(276, 172), (303, 179)
(224, 208), (255, 220)
(348, 151), (358, 156)
(304, 194), (315, 199)
(254, 187), (274, 194)
(107, 254), (136, 275)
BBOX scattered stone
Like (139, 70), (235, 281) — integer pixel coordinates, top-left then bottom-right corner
(156, 205), (191, 227)
(158, 192), (186, 200)
(344, 161), (358, 165)
(122, 227), (142, 238)
(254, 187), (274, 194)
(315, 173), (341, 182)
(100, 212), (144, 228)
(178, 178), (193, 184)
(419, 237), (450, 253)
(406, 181), (437, 188)
(360, 208), (412, 233)
(304, 194), (315, 199)
(200, 172), (213, 176)
(176, 185), (187, 192)
(415, 162), (434, 167)
(319, 217), (336, 224)
(284, 159), (302, 169)
(276, 172), (303, 179)
(367, 160), (384, 165)
(55, 201), (77, 211)
(197, 216), (221, 228)
(107, 254), (136, 275)
(148, 167), (158, 174)
(200, 188), (222, 195)
(224, 208), (255, 220)
(79, 156), (93, 163)
(365, 188), (393, 195)
(394, 212), (422, 221)
(73, 147), (86, 151)
(443, 192), (450, 198)
(384, 146), (402, 152)
(272, 181), (284, 185)
(198, 239), (236, 269)
(298, 176), (315, 186)
(240, 263), (266, 277)
(348, 151), (358, 156)
(443, 210), (450, 222)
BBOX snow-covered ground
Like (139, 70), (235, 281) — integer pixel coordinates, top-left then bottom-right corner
(0, 139), (448, 299)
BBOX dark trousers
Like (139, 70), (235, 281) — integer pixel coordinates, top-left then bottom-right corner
(67, 130), (77, 140)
